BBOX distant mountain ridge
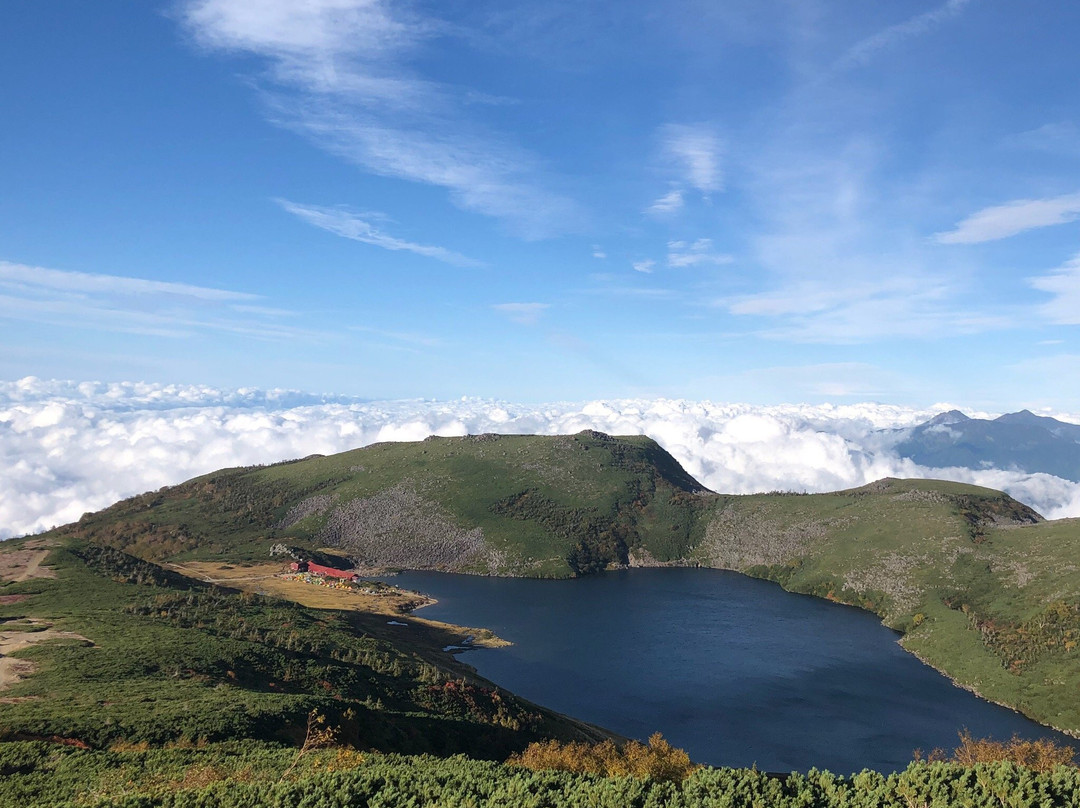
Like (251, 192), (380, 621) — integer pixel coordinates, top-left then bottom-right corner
(893, 409), (1080, 482)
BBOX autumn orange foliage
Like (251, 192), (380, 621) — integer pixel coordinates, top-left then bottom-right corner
(507, 733), (697, 782)
(917, 730), (1076, 772)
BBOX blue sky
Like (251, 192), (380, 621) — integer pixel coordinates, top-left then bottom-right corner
(2, 0), (1080, 407)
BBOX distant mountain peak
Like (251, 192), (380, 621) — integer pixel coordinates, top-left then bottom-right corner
(926, 409), (970, 426)
(994, 409), (1039, 424)
(898, 409), (1080, 482)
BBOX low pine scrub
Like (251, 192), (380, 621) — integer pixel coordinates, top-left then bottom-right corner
(3, 741), (1080, 808)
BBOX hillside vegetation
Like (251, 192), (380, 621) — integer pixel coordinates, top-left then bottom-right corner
(41, 432), (1080, 735)
(9, 431), (1080, 755)
(688, 478), (1080, 735)
(4, 431), (1080, 804)
(0, 536), (607, 758)
(1, 740), (1078, 807)
(65, 431), (712, 577)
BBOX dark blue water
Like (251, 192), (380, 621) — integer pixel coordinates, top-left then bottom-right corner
(382, 568), (1076, 774)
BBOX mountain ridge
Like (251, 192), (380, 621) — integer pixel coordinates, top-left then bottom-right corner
(893, 409), (1080, 482)
(5, 430), (1079, 760)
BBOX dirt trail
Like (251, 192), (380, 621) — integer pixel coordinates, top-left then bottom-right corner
(0, 539), (57, 583)
(168, 562), (282, 585)
(0, 620), (92, 693)
(15, 550), (51, 582)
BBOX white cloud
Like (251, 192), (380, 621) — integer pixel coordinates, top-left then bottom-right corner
(583, 282), (678, 300)
(279, 199), (482, 266)
(0, 261), (310, 340)
(934, 192), (1080, 244)
(667, 239), (733, 268)
(1029, 251), (1080, 324)
(837, 0), (975, 70)
(180, 0), (577, 237)
(632, 259), (656, 274)
(646, 189), (684, 217)
(183, 0), (418, 57)
(591, 245), (607, 259)
(723, 275), (1011, 343)
(660, 124), (723, 195)
(492, 302), (549, 325)
(3, 380), (1079, 540)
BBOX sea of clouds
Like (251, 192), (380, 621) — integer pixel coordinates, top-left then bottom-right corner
(2, 377), (1079, 540)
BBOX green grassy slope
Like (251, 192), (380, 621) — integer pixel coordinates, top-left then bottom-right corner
(27, 433), (1080, 737)
(63, 431), (713, 578)
(695, 478), (1042, 628)
(0, 536), (607, 757)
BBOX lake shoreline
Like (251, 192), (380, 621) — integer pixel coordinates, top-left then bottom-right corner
(382, 566), (1078, 772)
(373, 560), (1080, 747)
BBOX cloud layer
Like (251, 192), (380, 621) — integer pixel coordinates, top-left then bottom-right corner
(3, 378), (1078, 539)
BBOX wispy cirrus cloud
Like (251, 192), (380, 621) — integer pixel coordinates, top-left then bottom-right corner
(1030, 251), (1080, 324)
(631, 259), (656, 274)
(279, 199), (483, 267)
(724, 275), (1012, 343)
(0, 261), (258, 302)
(721, 94), (1041, 347)
(0, 260), (309, 340)
(492, 302), (549, 325)
(836, 0), (976, 70)
(660, 124), (724, 196)
(1007, 122), (1080, 157)
(667, 239), (733, 268)
(934, 192), (1080, 244)
(349, 325), (443, 349)
(180, 0), (578, 238)
(646, 189), (684, 217)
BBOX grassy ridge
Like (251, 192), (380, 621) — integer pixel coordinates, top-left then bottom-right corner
(22, 432), (1080, 738)
(65, 431), (714, 577)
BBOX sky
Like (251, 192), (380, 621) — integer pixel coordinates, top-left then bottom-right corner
(4, 3), (1080, 538)
(2, 1), (1080, 407)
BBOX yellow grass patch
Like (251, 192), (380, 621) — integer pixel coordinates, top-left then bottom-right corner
(167, 561), (508, 649)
